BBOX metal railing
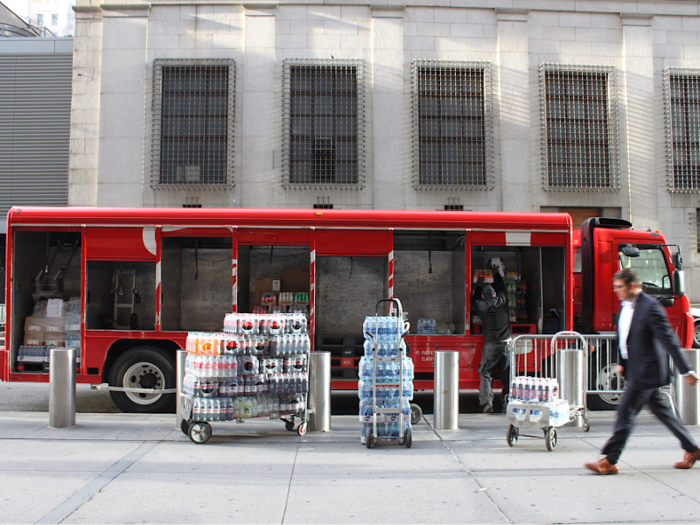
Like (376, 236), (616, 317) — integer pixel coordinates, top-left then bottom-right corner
(585, 333), (625, 402)
(509, 331), (621, 400)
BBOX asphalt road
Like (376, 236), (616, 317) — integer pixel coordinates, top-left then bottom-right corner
(0, 381), (491, 414)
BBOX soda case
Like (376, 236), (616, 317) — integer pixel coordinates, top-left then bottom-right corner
(509, 376), (559, 403)
(359, 314), (413, 444)
(182, 312), (310, 423)
(506, 376), (570, 429)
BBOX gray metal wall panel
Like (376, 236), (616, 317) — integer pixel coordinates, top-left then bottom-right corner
(0, 53), (72, 224)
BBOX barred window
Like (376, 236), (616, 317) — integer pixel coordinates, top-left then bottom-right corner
(282, 59), (366, 189)
(150, 59), (235, 189)
(412, 60), (493, 189)
(665, 69), (700, 192)
(540, 64), (620, 192)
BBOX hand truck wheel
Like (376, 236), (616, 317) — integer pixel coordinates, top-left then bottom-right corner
(545, 426), (557, 451)
(180, 419), (191, 436)
(188, 421), (212, 444)
(506, 424), (519, 447)
(583, 420), (591, 432)
(365, 429), (373, 449)
(410, 403), (423, 424)
(297, 421), (308, 436)
(284, 419), (295, 432)
(404, 426), (412, 448)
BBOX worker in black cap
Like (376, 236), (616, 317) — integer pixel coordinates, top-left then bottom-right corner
(473, 264), (512, 413)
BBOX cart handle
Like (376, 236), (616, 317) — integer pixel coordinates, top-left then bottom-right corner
(375, 298), (404, 318)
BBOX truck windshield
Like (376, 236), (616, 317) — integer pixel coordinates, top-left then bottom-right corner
(618, 244), (671, 295)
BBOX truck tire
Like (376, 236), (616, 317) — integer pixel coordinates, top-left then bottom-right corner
(588, 357), (625, 411)
(108, 347), (176, 413)
(693, 321), (700, 349)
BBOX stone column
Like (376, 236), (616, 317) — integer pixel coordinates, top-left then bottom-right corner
(621, 13), (658, 231)
(95, 4), (149, 207)
(371, 6), (405, 209)
(69, 5), (103, 207)
(241, 3), (276, 207)
(496, 8), (530, 212)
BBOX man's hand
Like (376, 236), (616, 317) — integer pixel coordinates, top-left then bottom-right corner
(683, 371), (699, 387)
(615, 364), (624, 376)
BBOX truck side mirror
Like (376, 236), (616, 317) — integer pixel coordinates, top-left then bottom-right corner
(672, 270), (685, 296)
(673, 252), (683, 270)
(622, 245), (640, 257)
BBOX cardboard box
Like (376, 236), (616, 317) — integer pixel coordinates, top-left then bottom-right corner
(43, 318), (64, 332)
(281, 269), (310, 293)
(25, 317), (44, 332)
(254, 278), (281, 307)
(23, 331), (44, 346)
(44, 332), (66, 347)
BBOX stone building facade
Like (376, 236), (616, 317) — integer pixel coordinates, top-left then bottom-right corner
(68, 0), (700, 297)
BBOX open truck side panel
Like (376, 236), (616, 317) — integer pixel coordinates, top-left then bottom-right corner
(2, 207), (574, 412)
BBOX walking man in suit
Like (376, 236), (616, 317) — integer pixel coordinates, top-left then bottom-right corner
(585, 268), (700, 474)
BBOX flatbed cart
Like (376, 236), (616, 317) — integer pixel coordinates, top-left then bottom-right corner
(362, 298), (413, 449)
(180, 313), (311, 444)
(505, 331), (590, 451)
(181, 392), (309, 444)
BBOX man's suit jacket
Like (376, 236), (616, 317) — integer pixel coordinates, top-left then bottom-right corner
(618, 291), (693, 389)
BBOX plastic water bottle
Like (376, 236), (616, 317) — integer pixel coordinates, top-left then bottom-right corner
(363, 316), (376, 337)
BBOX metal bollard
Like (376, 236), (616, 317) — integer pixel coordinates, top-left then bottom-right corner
(48, 348), (76, 429)
(556, 348), (585, 427)
(308, 351), (331, 432)
(675, 349), (700, 425)
(176, 350), (187, 430)
(434, 350), (459, 430)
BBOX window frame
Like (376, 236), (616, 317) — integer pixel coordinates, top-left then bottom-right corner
(149, 58), (236, 190)
(539, 63), (620, 193)
(664, 67), (700, 193)
(281, 58), (366, 190)
(411, 59), (494, 191)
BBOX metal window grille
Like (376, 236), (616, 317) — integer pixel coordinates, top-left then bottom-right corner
(444, 204), (464, 211)
(664, 68), (700, 193)
(150, 59), (235, 189)
(690, 209), (700, 252)
(282, 59), (366, 189)
(412, 60), (494, 190)
(313, 203), (334, 209)
(539, 64), (620, 192)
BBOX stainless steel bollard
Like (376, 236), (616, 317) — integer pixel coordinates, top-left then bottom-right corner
(675, 349), (700, 425)
(176, 349), (187, 430)
(48, 348), (76, 429)
(434, 350), (459, 430)
(556, 349), (585, 427)
(309, 351), (331, 432)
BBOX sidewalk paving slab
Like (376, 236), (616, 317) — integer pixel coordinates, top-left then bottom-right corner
(0, 410), (699, 524)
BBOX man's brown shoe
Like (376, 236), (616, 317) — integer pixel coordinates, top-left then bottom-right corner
(673, 447), (700, 469)
(584, 457), (619, 475)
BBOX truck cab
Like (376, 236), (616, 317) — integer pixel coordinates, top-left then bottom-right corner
(573, 217), (693, 408)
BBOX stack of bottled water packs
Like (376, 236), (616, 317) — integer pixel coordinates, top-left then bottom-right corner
(183, 312), (310, 422)
(359, 316), (414, 444)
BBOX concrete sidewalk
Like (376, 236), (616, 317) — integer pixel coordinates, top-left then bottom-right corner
(1, 411), (699, 524)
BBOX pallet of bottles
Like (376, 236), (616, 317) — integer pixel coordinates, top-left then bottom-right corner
(181, 312), (310, 444)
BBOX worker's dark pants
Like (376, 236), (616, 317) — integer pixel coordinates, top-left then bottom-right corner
(478, 341), (510, 407)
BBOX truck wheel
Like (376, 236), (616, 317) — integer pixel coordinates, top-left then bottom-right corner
(108, 347), (176, 413)
(588, 360), (625, 411)
(693, 322), (700, 349)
